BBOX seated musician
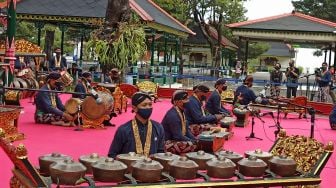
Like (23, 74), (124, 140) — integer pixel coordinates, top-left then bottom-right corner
(108, 92), (165, 158)
(205, 78), (231, 116)
(233, 75), (271, 106)
(329, 105), (336, 130)
(35, 72), (74, 126)
(73, 72), (92, 99)
(184, 84), (225, 136)
(162, 90), (197, 154)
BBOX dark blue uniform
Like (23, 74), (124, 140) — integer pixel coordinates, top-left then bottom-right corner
(73, 81), (87, 99)
(162, 107), (195, 142)
(108, 119), (165, 158)
(184, 95), (217, 124)
(49, 56), (67, 71)
(35, 85), (65, 116)
(205, 90), (230, 115)
(234, 85), (268, 105)
(329, 105), (336, 130)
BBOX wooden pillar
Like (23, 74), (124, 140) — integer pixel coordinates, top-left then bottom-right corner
(334, 42), (336, 75)
(324, 49), (328, 62)
(58, 24), (68, 55)
(34, 22), (44, 46)
(80, 32), (84, 67)
(329, 44), (332, 67)
(150, 30), (156, 81)
(237, 36), (242, 60)
(163, 33), (168, 84)
(245, 39), (249, 75)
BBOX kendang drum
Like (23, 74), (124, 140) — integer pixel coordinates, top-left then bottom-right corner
(60, 71), (74, 86)
(80, 91), (114, 128)
(65, 98), (82, 115)
(233, 107), (249, 127)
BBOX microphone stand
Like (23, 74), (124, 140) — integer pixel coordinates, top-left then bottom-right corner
(74, 105), (83, 131)
(245, 106), (264, 141)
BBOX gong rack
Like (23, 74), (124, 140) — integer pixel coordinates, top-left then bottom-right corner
(1, 129), (333, 188)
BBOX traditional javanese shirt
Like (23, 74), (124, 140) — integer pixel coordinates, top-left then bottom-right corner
(161, 107), (195, 142)
(35, 85), (65, 116)
(184, 95), (217, 124)
(205, 90), (231, 115)
(234, 85), (268, 106)
(108, 118), (165, 158)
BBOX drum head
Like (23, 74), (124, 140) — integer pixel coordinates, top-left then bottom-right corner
(81, 96), (106, 120)
(65, 98), (81, 115)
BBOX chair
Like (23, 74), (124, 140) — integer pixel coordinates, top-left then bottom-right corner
(136, 81), (159, 102)
(119, 83), (139, 98)
(112, 87), (127, 114)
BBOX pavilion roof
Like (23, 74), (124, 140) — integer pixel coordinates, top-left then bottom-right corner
(186, 24), (238, 50)
(261, 42), (292, 57)
(3, 0), (194, 37)
(227, 11), (336, 33)
(227, 11), (336, 43)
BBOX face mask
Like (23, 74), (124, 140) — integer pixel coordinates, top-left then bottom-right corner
(137, 108), (153, 119)
(289, 64), (293, 67)
(200, 95), (207, 101)
(55, 82), (64, 91)
(322, 67), (327, 71)
(87, 79), (92, 83)
(275, 66), (280, 70)
(222, 85), (227, 91)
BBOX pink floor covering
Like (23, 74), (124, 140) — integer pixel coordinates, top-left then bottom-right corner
(1, 95), (335, 188)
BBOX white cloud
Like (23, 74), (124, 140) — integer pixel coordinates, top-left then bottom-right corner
(244, 0), (294, 20)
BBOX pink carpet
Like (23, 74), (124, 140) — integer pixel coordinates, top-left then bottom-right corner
(0, 95), (335, 187)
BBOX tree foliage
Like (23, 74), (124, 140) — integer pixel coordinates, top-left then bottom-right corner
(292, 0), (336, 22)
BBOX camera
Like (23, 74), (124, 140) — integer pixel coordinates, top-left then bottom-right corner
(315, 68), (322, 77)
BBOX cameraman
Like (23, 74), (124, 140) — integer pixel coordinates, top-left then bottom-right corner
(285, 60), (300, 98)
(316, 62), (331, 102)
(270, 63), (282, 98)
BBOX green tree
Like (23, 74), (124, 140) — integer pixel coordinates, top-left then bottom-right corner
(292, 0), (336, 22)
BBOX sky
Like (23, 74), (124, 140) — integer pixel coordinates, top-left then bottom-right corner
(244, 0), (294, 20)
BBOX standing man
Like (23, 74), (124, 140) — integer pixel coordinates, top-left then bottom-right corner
(270, 62), (283, 98)
(108, 92), (165, 158)
(162, 90), (197, 154)
(205, 78), (231, 116)
(316, 62), (332, 102)
(35, 72), (74, 125)
(285, 60), (300, 98)
(49, 47), (67, 71)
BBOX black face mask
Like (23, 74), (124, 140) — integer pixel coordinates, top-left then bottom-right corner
(200, 95), (207, 101)
(182, 102), (188, 108)
(137, 108), (153, 119)
(222, 85), (227, 91)
(55, 82), (64, 91)
(289, 64), (294, 67)
(322, 67), (327, 71)
(275, 66), (280, 70)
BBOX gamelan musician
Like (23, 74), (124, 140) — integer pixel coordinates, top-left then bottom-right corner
(108, 92), (165, 158)
(329, 104), (336, 130)
(49, 47), (67, 71)
(184, 84), (225, 136)
(233, 75), (271, 106)
(73, 72), (93, 99)
(72, 71), (116, 127)
(205, 78), (231, 116)
(162, 90), (197, 154)
(35, 72), (74, 126)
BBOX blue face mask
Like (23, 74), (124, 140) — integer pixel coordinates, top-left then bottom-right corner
(137, 108), (153, 119)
